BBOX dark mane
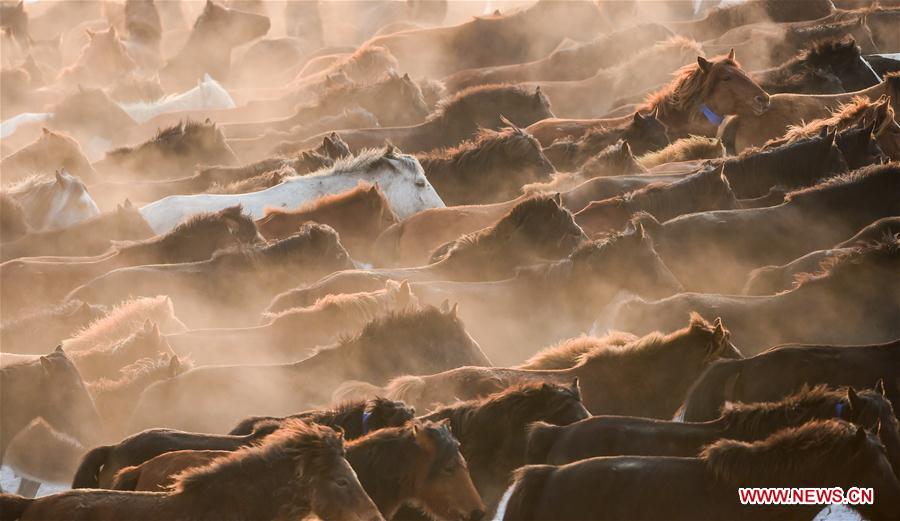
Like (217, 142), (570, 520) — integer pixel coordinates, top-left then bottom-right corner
(420, 125), (541, 167)
(107, 119), (217, 157)
(784, 163), (900, 203)
(171, 419), (343, 494)
(644, 55), (738, 114)
(329, 306), (461, 350)
(720, 385), (853, 438)
(702, 419), (871, 486)
(793, 236), (900, 287)
(442, 194), (562, 253)
(210, 222), (342, 268)
(426, 83), (549, 125)
(116, 205), (255, 251)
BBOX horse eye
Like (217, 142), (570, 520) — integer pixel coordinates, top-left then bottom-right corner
(335, 478), (348, 488)
(722, 75), (732, 82)
(415, 180), (426, 187)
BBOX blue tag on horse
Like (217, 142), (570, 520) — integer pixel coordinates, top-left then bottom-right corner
(701, 104), (724, 126)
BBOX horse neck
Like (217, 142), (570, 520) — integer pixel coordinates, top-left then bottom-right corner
(346, 435), (415, 516)
(651, 97), (716, 140)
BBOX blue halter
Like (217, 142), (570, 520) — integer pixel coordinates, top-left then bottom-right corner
(835, 402), (847, 419)
(361, 410), (372, 435)
(700, 104), (724, 126)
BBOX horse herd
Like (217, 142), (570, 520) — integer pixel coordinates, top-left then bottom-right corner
(1, 0), (899, 520)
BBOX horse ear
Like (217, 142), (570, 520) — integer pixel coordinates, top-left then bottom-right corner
(825, 129), (836, 146)
(853, 425), (868, 450)
(697, 56), (712, 73)
(124, 198), (133, 209)
(55, 170), (65, 184)
(534, 86), (543, 101)
(621, 140), (632, 156)
(650, 106), (659, 119)
(493, 9), (501, 15)
(819, 126), (829, 138)
(85, 28), (96, 40)
(727, 48), (735, 61)
(633, 111), (644, 123)
(39, 356), (54, 375)
(710, 318), (727, 353)
(55, 345), (65, 354)
(443, 302), (459, 317)
(168, 355), (181, 377)
(553, 192), (562, 206)
(875, 378), (886, 396)
(439, 299), (450, 313)
(108, 26), (117, 38)
(402, 72), (410, 81)
(397, 280), (412, 305)
(42, 127), (51, 136)
(847, 386), (863, 416)
(570, 377), (581, 397)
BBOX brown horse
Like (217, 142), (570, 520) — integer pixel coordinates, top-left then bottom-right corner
(234, 109), (375, 161)
(267, 195), (586, 311)
(67, 223), (353, 328)
(664, 0), (835, 41)
(3, 418), (86, 497)
(0, 206), (260, 311)
(57, 26), (136, 87)
(0, 301), (106, 356)
(637, 136), (725, 169)
(60, 296), (187, 354)
(297, 84), (555, 154)
(721, 72), (900, 152)
(753, 37), (873, 95)
(531, 140), (649, 194)
(228, 397), (415, 439)
(257, 183), (397, 261)
(127, 306), (490, 433)
(417, 123), (556, 206)
(526, 51), (770, 145)
(9, 421), (384, 521)
(0, 348), (102, 491)
(166, 280), (417, 366)
(541, 112), (669, 172)
(442, 23), (675, 93)
(527, 384), (900, 477)
(574, 164), (738, 236)
(0, 201), (154, 262)
(501, 420), (900, 521)
(159, 0), (270, 91)
(93, 119), (239, 181)
(0, 128), (98, 185)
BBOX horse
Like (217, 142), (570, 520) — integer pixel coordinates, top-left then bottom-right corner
(357, 0), (610, 78)
(159, 0), (270, 92)
(257, 182), (398, 262)
(621, 162), (898, 293)
(93, 119), (239, 181)
(66, 224), (353, 328)
(527, 384), (900, 478)
(664, 0), (835, 41)
(0, 301), (106, 356)
(294, 84), (555, 154)
(500, 420), (900, 521)
(416, 381), (589, 507)
(0, 127), (98, 185)
(416, 123), (556, 206)
(120, 74), (235, 124)
(753, 37), (877, 95)
(0, 348), (102, 492)
(531, 140), (649, 195)
(2, 418), (86, 498)
(138, 146), (445, 234)
(720, 72), (900, 152)
(228, 397), (416, 439)
(268, 195), (586, 313)
(1, 170), (100, 231)
(636, 136), (725, 169)
(541, 112), (670, 173)
(9, 421), (384, 521)
(574, 164), (738, 236)
(223, 72), (429, 139)
(612, 237), (900, 355)
(0, 206), (260, 312)
(165, 280), (418, 366)
(0, 192), (29, 243)
(343, 314), (741, 420)
(405, 228), (683, 365)
(60, 296), (187, 354)
(127, 306), (490, 433)
(441, 23), (674, 93)
(57, 26), (136, 88)
(521, 37), (705, 119)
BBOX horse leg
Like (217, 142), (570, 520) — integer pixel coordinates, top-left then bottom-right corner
(16, 477), (41, 498)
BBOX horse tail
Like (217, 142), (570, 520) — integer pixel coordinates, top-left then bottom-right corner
(501, 465), (555, 521)
(524, 421), (561, 464)
(71, 444), (112, 488)
(681, 359), (742, 422)
(371, 221), (404, 267)
(0, 493), (34, 520)
(109, 465), (141, 491)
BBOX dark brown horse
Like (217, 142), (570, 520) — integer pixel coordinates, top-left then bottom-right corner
(417, 123), (555, 206)
(67, 223), (353, 328)
(501, 420), (900, 521)
(256, 183), (397, 262)
(527, 384), (900, 480)
(11, 421), (384, 521)
(127, 306), (490, 433)
(418, 382), (589, 506)
(664, 0), (835, 41)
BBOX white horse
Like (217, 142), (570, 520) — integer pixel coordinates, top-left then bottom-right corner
(0, 113), (51, 139)
(118, 74), (235, 124)
(140, 146), (445, 234)
(2, 169), (101, 230)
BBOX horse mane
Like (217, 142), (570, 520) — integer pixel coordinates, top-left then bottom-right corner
(702, 419), (869, 486)
(107, 119), (215, 157)
(637, 136), (724, 168)
(441, 194), (562, 254)
(114, 205), (255, 250)
(419, 125), (542, 173)
(0, 300), (103, 330)
(518, 331), (639, 370)
(265, 283), (415, 329)
(772, 96), (894, 146)
(644, 54), (736, 114)
(792, 236), (900, 288)
(87, 354), (190, 394)
(302, 146), (401, 179)
(211, 222), (342, 267)
(171, 419), (344, 494)
(263, 182), (391, 217)
(619, 164), (734, 214)
(206, 168), (289, 195)
(61, 296), (178, 352)
(784, 162), (900, 203)
(720, 385), (850, 437)
(1, 173), (56, 195)
(796, 36), (860, 69)
(335, 305), (457, 348)
(326, 45), (399, 83)
(426, 83), (545, 124)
